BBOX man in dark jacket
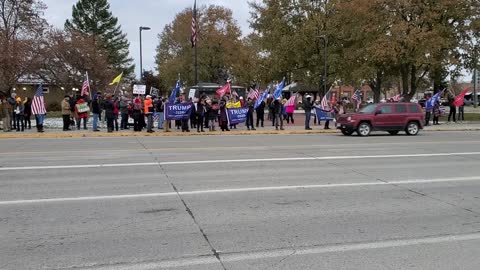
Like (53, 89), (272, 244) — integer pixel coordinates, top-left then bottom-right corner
(195, 98), (205, 132)
(91, 94), (101, 131)
(7, 93), (17, 129)
(256, 100), (265, 128)
(303, 95), (313, 130)
(119, 96), (129, 130)
(246, 97), (256, 130)
(274, 98), (284, 130)
(104, 95), (115, 133)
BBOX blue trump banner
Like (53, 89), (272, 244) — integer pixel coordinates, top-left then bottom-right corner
(227, 107), (249, 125)
(315, 107), (334, 121)
(164, 102), (194, 120)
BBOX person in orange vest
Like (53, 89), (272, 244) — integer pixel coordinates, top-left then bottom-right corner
(144, 95), (154, 133)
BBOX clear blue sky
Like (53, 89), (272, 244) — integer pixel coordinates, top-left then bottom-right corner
(42, 0), (253, 80)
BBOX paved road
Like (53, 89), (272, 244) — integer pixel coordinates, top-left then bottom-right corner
(1, 132), (480, 269)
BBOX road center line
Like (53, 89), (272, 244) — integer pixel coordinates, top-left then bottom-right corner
(1, 176), (479, 206)
(1, 152), (480, 171)
(76, 231), (480, 269)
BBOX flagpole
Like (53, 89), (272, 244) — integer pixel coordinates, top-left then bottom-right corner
(113, 72), (123, 96)
(194, 0), (198, 85)
(86, 71), (92, 99)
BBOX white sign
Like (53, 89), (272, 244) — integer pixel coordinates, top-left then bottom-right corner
(150, 87), (159, 97)
(188, 89), (196, 99)
(133, 85), (147, 95)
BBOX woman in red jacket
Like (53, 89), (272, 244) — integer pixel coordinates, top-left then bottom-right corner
(74, 97), (89, 130)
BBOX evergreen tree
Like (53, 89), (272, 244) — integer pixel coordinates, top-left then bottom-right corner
(65, 0), (134, 76)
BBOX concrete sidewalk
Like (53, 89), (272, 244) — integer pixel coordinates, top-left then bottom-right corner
(0, 120), (479, 139)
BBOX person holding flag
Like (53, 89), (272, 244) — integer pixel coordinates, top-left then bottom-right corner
(31, 84), (46, 133)
(303, 94), (314, 130)
(454, 87), (470, 122)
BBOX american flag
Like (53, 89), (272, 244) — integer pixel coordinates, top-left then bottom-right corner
(31, 84), (46, 115)
(352, 89), (362, 110)
(81, 72), (90, 97)
(247, 88), (260, 100)
(285, 94), (297, 106)
(191, 0), (197, 48)
(321, 90), (332, 110)
(352, 89), (362, 103)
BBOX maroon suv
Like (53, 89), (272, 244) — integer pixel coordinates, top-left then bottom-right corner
(336, 103), (425, 136)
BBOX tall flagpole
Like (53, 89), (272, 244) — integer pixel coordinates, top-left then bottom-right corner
(86, 71), (92, 99)
(194, 0), (198, 85)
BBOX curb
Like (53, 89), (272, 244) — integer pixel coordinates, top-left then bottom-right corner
(0, 127), (478, 139)
(0, 129), (338, 139)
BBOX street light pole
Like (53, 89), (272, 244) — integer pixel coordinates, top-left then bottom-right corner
(139, 26), (151, 81)
(317, 35), (328, 97)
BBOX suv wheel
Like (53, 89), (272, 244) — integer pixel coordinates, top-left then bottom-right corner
(357, 122), (371, 137)
(388, 131), (399, 135)
(341, 129), (354, 136)
(406, 122), (419, 136)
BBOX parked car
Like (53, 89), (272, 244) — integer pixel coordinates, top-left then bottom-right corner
(336, 103), (425, 136)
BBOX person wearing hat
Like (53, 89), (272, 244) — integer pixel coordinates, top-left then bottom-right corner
(14, 97), (25, 132)
(23, 97), (32, 130)
(144, 95), (154, 133)
(61, 95), (71, 131)
(303, 94), (313, 130)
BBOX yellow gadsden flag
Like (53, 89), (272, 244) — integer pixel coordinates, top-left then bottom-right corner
(109, 72), (123, 85)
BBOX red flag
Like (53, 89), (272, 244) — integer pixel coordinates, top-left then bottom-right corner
(216, 82), (231, 97)
(454, 87), (471, 107)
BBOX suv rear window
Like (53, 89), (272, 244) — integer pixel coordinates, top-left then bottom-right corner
(395, 104), (407, 113)
(409, 104), (420, 113)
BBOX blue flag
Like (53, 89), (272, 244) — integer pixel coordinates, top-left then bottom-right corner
(227, 108), (249, 125)
(254, 90), (269, 109)
(425, 89), (445, 110)
(169, 80), (181, 104)
(164, 102), (193, 120)
(273, 79), (285, 99)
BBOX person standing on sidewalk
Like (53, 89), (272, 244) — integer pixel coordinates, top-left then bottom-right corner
(104, 95), (115, 133)
(1, 96), (12, 132)
(433, 100), (441, 125)
(91, 94), (101, 132)
(195, 98), (206, 132)
(8, 93), (17, 130)
(303, 94), (313, 130)
(24, 97), (32, 130)
(447, 94), (456, 123)
(144, 95), (154, 133)
(15, 97), (25, 132)
(256, 99), (265, 128)
(274, 98), (284, 130)
(119, 96), (129, 130)
(246, 97), (256, 130)
(61, 95), (71, 131)
(74, 96), (89, 130)
(155, 97), (164, 129)
(458, 102), (465, 122)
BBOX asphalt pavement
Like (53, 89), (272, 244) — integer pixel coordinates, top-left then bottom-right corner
(1, 132), (480, 269)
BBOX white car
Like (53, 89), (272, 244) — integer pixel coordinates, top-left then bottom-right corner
(367, 98), (374, 104)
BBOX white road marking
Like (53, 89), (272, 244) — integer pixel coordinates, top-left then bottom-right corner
(78, 231), (480, 269)
(1, 176), (479, 206)
(1, 152), (480, 171)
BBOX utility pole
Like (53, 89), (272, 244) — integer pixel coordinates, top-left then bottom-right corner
(139, 26), (151, 81)
(474, 69), (478, 108)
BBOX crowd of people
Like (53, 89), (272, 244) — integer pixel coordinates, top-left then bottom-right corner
(7, 89), (467, 134)
(0, 93), (34, 132)
(53, 91), (340, 133)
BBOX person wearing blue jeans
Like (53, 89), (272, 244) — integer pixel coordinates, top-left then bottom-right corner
(303, 94), (313, 130)
(91, 95), (100, 131)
